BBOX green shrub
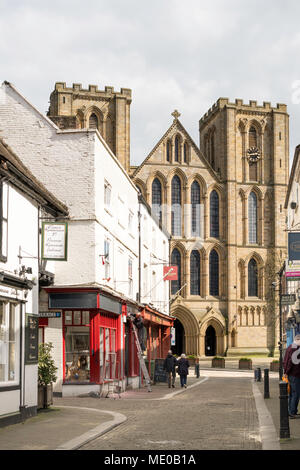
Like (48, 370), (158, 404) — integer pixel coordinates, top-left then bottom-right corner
(239, 357), (252, 361)
(213, 356), (224, 360)
(38, 342), (58, 386)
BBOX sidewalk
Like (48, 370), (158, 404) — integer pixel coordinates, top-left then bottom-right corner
(256, 377), (300, 450)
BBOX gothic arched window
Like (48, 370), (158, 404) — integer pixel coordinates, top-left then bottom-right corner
(171, 175), (182, 236)
(211, 133), (215, 168)
(89, 113), (98, 129)
(249, 126), (257, 148)
(248, 191), (258, 244)
(175, 136), (180, 162)
(184, 142), (188, 163)
(248, 258), (258, 297)
(209, 249), (219, 296)
(171, 248), (181, 295)
(166, 141), (171, 162)
(210, 190), (219, 238)
(191, 181), (201, 236)
(152, 178), (162, 223)
(190, 250), (200, 295)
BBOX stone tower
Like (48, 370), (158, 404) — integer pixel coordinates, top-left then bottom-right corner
(47, 82), (132, 171)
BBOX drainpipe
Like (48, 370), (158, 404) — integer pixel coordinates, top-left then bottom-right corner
(138, 201), (141, 303)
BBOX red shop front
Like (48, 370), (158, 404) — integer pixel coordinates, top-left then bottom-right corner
(45, 287), (126, 393)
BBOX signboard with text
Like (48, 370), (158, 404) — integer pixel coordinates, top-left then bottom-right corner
(163, 266), (178, 281)
(41, 222), (68, 261)
(281, 294), (296, 305)
(25, 314), (39, 364)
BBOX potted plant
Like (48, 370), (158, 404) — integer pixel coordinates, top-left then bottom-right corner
(38, 342), (58, 409)
(212, 356), (225, 368)
(187, 355), (197, 366)
(239, 357), (252, 370)
(270, 360), (280, 372)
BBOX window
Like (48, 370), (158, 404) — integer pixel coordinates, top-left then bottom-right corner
(104, 239), (110, 279)
(184, 142), (188, 163)
(128, 211), (133, 233)
(248, 258), (258, 297)
(64, 311), (90, 383)
(0, 182), (8, 262)
(152, 178), (162, 223)
(248, 192), (258, 244)
(249, 126), (257, 147)
(0, 301), (20, 385)
(190, 250), (200, 295)
(166, 141), (171, 162)
(104, 180), (111, 208)
(210, 133), (215, 168)
(210, 190), (219, 238)
(171, 248), (181, 295)
(89, 113), (98, 129)
(249, 161), (258, 181)
(191, 181), (201, 237)
(128, 258), (133, 297)
(100, 326), (117, 380)
(209, 250), (219, 296)
(175, 136), (180, 162)
(171, 176), (182, 236)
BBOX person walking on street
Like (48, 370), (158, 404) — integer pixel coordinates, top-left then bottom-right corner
(163, 350), (177, 388)
(283, 334), (300, 418)
(177, 353), (190, 388)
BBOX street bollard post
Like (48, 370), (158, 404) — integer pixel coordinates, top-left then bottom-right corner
(257, 367), (261, 382)
(279, 381), (290, 439)
(254, 369), (258, 381)
(195, 363), (200, 378)
(264, 369), (270, 398)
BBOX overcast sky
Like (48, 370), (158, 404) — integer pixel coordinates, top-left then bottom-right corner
(1, 0), (300, 166)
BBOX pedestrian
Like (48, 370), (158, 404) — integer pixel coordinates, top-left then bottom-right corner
(177, 353), (190, 388)
(132, 312), (146, 352)
(163, 350), (177, 388)
(283, 334), (300, 419)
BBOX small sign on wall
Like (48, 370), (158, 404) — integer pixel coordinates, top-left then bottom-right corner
(171, 327), (176, 346)
(25, 314), (39, 364)
(41, 222), (68, 261)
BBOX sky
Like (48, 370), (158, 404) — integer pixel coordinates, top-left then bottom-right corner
(1, 0), (300, 166)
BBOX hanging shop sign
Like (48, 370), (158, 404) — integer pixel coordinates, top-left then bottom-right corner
(171, 326), (176, 346)
(163, 266), (178, 281)
(285, 260), (300, 281)
(281, 294), (296, 305)
(25, 314), (39, 364)
(41, 222), (68, 261)
(288, 232), (300, 262)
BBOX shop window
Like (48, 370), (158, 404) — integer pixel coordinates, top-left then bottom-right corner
(100, 326), (117, 381)
(64, 311), (90, 383)
(0, 301), (19, 385)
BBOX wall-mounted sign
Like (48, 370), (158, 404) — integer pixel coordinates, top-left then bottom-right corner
(25, 314), (39, 364)
(163, 266), (178, 281)
(39, 311), (61, 318)
(41, 222), (68, 261)
(171, 327), (176, 346)
(281, 294), (296, 305)
(288, 233), (300, 262)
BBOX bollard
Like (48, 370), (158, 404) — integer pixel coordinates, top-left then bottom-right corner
(264, 369), (270, 399)
(257, 367), (262, 382)
(195, 363), (200, 378)
(279, 381), (290, 439)
(254, 369), (258, 381)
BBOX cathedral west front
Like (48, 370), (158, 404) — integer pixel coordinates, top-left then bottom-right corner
(48, 84), (289, 357)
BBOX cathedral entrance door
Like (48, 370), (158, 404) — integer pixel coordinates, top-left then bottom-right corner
(171, 318), (185, 356)
(205, 325), (216, 356)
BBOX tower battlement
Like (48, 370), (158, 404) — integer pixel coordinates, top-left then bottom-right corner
(53, 82), (132, 100)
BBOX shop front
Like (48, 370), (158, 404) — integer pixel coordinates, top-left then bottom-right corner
(43, 287), (126, 397)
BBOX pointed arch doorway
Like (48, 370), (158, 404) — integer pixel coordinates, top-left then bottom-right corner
(171, 318), (185, 356)
(205, 325), (216, 356)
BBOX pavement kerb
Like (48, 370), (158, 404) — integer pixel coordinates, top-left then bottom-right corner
(55, 406), (127, 450)
(156, 377), (209, 400)
(252, 381), (280, 450)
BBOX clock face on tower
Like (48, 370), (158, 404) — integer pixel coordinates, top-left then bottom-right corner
(247, 147), (261, 162)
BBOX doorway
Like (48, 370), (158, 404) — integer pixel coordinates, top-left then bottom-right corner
(205, 325), (216, 356)
(171, 318), (185, 356)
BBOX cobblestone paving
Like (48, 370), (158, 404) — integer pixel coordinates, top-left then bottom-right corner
(77, 376), (262, 450)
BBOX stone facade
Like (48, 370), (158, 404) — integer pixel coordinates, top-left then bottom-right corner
(47, 82), (132, 172)
(131, 100), (289, 356)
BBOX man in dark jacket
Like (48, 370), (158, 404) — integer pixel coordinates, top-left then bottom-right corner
(133, 313), (146, 352)
(163, 350), (177, 388)
(283, 334), (300, 418)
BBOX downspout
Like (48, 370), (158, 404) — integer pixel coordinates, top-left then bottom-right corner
(138, 200), (141, 303)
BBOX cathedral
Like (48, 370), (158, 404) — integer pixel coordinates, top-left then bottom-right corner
(48, 83), (289, 357)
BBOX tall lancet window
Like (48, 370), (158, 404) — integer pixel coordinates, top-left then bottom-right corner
(166, 141), (171, 162)
(190, 250), (200, 295)
(248, 258), (258, 297)
(184, 142), (188, 163)
(175, 136), (180, 162)
(89, 113), (98, 129)
(249, 126), (257, 148)
(248, 192), (258, 244)
(152, 178), (162, 223)
(210, 190), (219, 238)
(191, 181), (201, 237)
(171, 175), (182, 236)
(171, 248), (181, 295)
(209, 249), (219, 296)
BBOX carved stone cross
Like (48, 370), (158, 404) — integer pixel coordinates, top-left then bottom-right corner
(171, 109), (181, 120)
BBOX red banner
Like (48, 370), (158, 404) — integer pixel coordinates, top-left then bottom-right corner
(163, 266), (178, 281)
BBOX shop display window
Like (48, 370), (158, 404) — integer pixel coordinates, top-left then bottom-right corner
(99, 326), (117, 381)
(0, 301), (20, 385)
(63, 311), (90, 383)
